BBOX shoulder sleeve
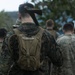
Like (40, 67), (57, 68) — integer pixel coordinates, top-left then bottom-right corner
(8, 34), (19, 61)
(42, 30), (63, 67)
(0, 31), (14, 75)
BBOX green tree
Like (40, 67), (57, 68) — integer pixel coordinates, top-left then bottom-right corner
(0, 10), (14, 31)
(31, 0), (75, 30)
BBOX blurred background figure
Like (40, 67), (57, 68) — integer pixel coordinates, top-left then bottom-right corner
(46, 19), (59, 40)
(56, 23), (75, 75)
(0, 28), (7, 43)
(0, 28), (7, 75)
(0, 28), (7, 58)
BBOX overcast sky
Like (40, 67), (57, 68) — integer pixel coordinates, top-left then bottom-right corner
(0, 0), (32, 11)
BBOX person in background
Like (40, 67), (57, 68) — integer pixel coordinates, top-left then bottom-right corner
(55, 23), (75, 75)
(46, 19), (59, 40)
(58, 21), (74, 39)
(0, 28), (7, 75)
(0, 28), (7, 43)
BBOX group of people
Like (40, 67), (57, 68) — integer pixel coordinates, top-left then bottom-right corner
(46, 19), (75, 75)
(0, 2), (75, 75)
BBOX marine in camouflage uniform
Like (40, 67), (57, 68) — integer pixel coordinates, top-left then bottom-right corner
(2, 3), (63, 75)
(0, 28), (7, 75)
(53, 23), (75, 75)
(0, 7), (19, 75)
(46, 19), (59, 40)
(46, 19), (60, 75)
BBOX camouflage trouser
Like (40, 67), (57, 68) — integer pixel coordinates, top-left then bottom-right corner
(8, 64), (44, 75)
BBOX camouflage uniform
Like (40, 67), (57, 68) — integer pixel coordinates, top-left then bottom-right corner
(0, 32), (14, 75)
(0, 41), (3, 75)
(47, 29), (59, 40)
(53, 34), (75, 75)
(0, 38), (10, 75)
(2, 23), (63, 75)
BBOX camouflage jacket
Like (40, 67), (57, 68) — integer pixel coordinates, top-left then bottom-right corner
(47, 29), (59, 40)
(0, 41), (4, 75)
(55, 34), (75, 75)
(2, 23), (63, 75)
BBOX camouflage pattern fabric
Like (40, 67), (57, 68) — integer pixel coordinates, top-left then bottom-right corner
(0, 42), (2, 56)
(52, 34), (75, 75)
(2, 23), (63, 75)
(0, 40), (12, 75)
(0, 41), (3, 75)
(0, 39), (7, 75)
(47, 29), (59, 40)
(0, 32), (14, 75)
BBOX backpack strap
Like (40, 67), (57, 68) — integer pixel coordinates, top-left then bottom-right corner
(35, 27), (44, 39)
(13, 29), (21, 36)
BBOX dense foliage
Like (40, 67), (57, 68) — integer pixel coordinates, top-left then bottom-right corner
(0, 0), (75, 31)
(0, 10), (14, 31)
(31, 0), (75, 30)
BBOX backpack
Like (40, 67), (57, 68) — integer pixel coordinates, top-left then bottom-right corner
(13, 27), (44, 71)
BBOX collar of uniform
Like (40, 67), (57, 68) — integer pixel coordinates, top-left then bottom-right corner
(18, 23), (39, 36)
(65, 33), (73, 36)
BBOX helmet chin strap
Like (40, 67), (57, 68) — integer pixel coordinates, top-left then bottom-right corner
(25, 8), (42, 26)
